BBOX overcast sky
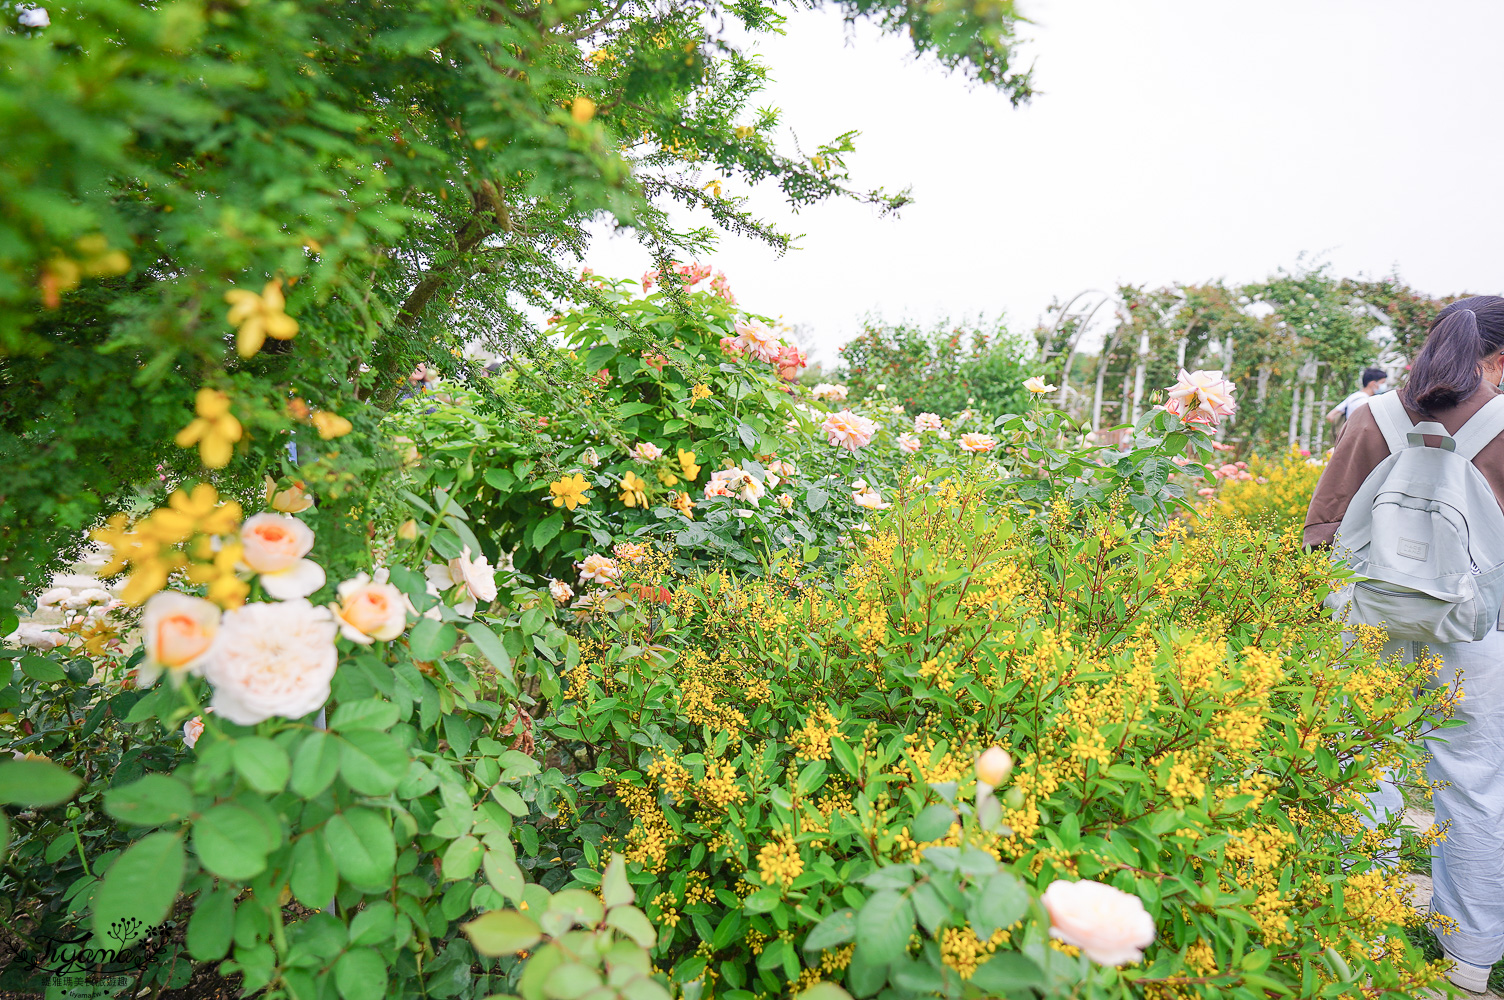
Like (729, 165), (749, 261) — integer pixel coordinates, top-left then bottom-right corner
(581, 0), (1504, 363)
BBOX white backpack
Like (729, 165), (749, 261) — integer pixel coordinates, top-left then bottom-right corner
(1332, 390), (1504, 643)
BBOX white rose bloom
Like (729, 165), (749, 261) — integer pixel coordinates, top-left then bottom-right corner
(201, 600), (338, 725)
(425, 548), (497, 616)
(77, 588), (113, 605)
(7, 623), (64, 651)
(19, 7), (49, 26)
(549, 579), (574, 603)
(38, 587), (72, 608)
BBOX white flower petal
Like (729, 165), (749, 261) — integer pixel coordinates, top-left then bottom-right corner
(260, 559), (326, 599)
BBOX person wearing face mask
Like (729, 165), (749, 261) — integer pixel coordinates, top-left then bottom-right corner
(1324, 366), (1390, 430)
(1305, 296), (1504, 996)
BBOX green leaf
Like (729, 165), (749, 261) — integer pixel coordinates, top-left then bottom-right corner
(442, 835), (483, 881)
(103, 774), (193, 826)
(92, 832), (185, 947)
(193, 804), (271, 880)
(19, 655), (66, 684)
(291, 730), (341, 799)
(334, 947), (388, 1000)
(605, 906), (657, 948)
(533, 513), (564, 549)
(339, 730), (408, 795)
(0, 759), (81, 807)
(464, 909), (543, 956)
(549, 889), (604, 930)
(805, 487), (828, 512)
(910, 803), (956, 842)
(854, 890), (912, 958)
(290, 831), (338, 910)
(543, 961), (602, 1000)
(186, 885), (236, 961)
(967, 953), (1044, 993)
(324, 808), (396, 891)
(796, 984), (853, 1000)
(601, 853), (633, 909)
(844, 945), (888, 999)
(349, 900), (395, 947)
(802, 909), (856, 953)
(968, 871), (1030, 939)
(233, 737), (291, 794)
(410, 618), (457, 661)
(466, 623), (516, 689)
(330, 698), (401, 732)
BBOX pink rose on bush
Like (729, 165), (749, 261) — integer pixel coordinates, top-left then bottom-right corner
(775, 344), (808, 382)
(913, 412), (942, 433)
(630, 441), (663, 462)
(958, 433), (997, 454)
(821, 410), (877, 451)
(1164, 369), (1237, 426)
(718, 335), (745, 356)
(734, 321), (781, 363)
(897, 432), (920, 454)
(1041, 879), (1156, 966)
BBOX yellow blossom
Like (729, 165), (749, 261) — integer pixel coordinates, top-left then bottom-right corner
(174, 389), (243, 469)
(669, 491), (694, 520)
(571, 96), (596, 123)
(225, 279), (298, 358)
(678, 449), (701, 481)
(549, 473), (591, 511)
(756, 836), (803, 889)
(310, 410), (353, 440)
(690, 384), (712, 404)
(619, 471), (648, 508)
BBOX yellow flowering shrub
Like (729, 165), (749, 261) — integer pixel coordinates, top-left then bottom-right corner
(1200, 448), (1325, 533)
(543, 483), (1454, 999)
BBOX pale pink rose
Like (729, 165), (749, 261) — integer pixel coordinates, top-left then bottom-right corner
(719, 335), (745, 356)
(449, 548), (498, 605)
(1196, 487), (1217, 497)
(1163, 369), (1238, 426)
(141, 591), (220, 685)
(959, 433), (997, 454)
(241, 513), (326, 599)
(641, 268), (660, 291)
(577, 554), (622, 585)
(710, 271), (735, 302)
(768, 460), (796, 478)
(333, 570), (407, 644)
(1041, 880), (1155, 966)
(811, 383), (849, 403)
(183, 715), (205, 749)
(775, 344), (808, 382)
(703, 480), (735, 500)
(630, 442), (663, 463)
(549, 579), (574, 603)
(852, 489), (890, 510)
(201, 600), (338, 725)
(710, 468), (764, 505)
(7, 623), (63, 651)
(821, 410), (877, 452)
(897, 432), (921, 454)
(913, 412), (942, 433)
(938, 428), (951, 440)
(1171, 456), (1190, 467)
(613, 542), (651, 566)
(734, 322), (781, 364)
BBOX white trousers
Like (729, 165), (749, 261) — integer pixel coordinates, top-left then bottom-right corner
(1370, 630), (1504, 967)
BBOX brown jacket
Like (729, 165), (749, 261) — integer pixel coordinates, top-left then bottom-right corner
(1304, 382), (1504, 548)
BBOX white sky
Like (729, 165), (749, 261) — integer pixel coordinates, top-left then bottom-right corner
(582, 0), (1504, 364)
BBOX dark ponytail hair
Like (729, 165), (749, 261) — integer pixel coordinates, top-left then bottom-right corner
(1403, 295), (1504, 416)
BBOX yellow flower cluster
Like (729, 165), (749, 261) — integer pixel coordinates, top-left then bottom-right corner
(790, 706), (839, 762)
(174, 388), (243, 469)
(755, 835), (803, 889)
(93, 484), (247, 606)
(939, 926), (1008, 980)
(696, 759), (746, 810)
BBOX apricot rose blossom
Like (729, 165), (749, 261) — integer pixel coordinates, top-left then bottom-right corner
(333, 570), (408, 644)
(958, 433), (997, 454)
(140, 591), (220, 685)
(1041, 879), (1156, 967)
(240, 513), (325, 599)
(821, 410), (877, 452)
(577, 554), (622, 585)
(1164, 369), (1237, 426)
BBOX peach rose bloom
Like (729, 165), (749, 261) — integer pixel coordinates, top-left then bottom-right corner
(549, 579), (574, 603)
(240, 513), (325, 599)
(183, 715), (206, 749)
(811, 383), (849, 402)
(914, 412), (943, 433)
(897, 432), (921, 454)
(1041, 880), (1156, 966)
(821, 410), (877, 452)
(577, 554), (622, 585)
(142, 591), (221, 684)
(630, 442), (663, 463)
(768, 460), (796, 478)
(334, 570), (407, 644)
(734, 322), (781, 363)
(1164, 368), (1238, 426)
(852, 489), (890, 510)
(959, 433), (997, 453)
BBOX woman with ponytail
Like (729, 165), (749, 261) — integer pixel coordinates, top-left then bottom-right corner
(1307, 295), (1504, 995)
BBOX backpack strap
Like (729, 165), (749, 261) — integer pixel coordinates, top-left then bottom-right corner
(1368, 391), (1415, 454)
(1450, 394), (1504, 459)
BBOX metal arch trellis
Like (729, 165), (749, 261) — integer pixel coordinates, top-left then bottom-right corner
(1037, 289), (1127, 428)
